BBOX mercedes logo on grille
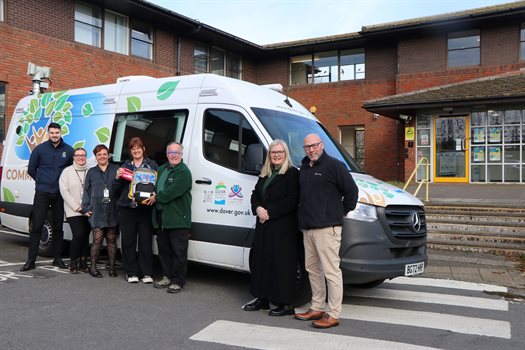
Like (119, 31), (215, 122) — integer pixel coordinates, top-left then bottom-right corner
(410, 211), (422, 233)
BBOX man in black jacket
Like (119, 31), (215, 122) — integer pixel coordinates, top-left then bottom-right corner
(295, 133), (358, 329)
(21, 122), (74, 271)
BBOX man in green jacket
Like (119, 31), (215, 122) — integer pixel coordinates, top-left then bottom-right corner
(148, 142), (192, 293)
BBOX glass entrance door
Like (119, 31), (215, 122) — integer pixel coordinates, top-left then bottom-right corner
(434, 116), (469, 182)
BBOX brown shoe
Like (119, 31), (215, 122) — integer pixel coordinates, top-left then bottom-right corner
(312, 315), (339, 329)
(294, 309), (325, 321)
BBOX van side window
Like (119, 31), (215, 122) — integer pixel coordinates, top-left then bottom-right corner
(203, 109), (260, 171)
(110, 109), (188, 166)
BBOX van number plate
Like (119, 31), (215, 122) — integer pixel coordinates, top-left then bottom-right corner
(405, 262), (425, 276)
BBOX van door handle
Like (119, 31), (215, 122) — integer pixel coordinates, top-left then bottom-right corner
(195, 178), (212, 185)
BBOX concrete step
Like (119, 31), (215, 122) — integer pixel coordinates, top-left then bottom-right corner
(425, 206), (525, 216)
(428, 231), (525, 246)
(427, 222), (525, 235)
(426, 213), (525, 225)
(427, 243), (525, 257)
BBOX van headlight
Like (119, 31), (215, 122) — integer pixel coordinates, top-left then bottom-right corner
(347, 202), (377, 222)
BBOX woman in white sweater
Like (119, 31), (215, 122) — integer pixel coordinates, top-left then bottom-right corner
(59, 148), (90, 273)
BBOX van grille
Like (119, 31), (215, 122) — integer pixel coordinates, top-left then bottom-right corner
(382, 205), (426, 239)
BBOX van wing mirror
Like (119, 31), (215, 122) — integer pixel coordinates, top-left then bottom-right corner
(244, 143), (265, 174)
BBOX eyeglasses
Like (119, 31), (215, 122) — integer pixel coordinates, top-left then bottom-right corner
(303, 141), (322, 150)
(74, 154), (86, 157)
(270, 150), (285, 156)
(167, 151), (182, 156)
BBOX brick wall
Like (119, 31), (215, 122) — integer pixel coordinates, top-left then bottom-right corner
(398, 33), (447, 74)
(482, 23), (520, 66)
(6, 0), (73, 41)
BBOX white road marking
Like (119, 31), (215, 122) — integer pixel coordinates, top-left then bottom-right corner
(341, 304), (511, 339)
(386, 277), (508, 292)
(0, 259), (54, 267)
(190, 320), (441, 350)
(346, 287), (508, 311)
(0, 260), (10, 265)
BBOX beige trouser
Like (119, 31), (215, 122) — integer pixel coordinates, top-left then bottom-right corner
(302, 226), (343, 319)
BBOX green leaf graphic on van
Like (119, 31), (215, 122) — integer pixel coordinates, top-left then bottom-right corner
(3, 187), (15, 203)
(62, 102), (73, 113)
(41, 93), (52, 108)
(54, 94), (68, 111)
(53, 90), (67, 99)
(94, 126), (110, 143)
(29, 99), (39, 114)
(64, 111), (72, 124)
(73, 140), (85, 149)
(16, 135), (25, 146)
(45, 100), (56, 116)
(62, 125), (70, 136)
(156, 81), (179, 101)
(127, 97), (141, 112)
(82, 102), (94, 117)
(52, 111), (63, 123)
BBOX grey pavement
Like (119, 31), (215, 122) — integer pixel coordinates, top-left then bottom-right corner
(423, 247), (525, 297)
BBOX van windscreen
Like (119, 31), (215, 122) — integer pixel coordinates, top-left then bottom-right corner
(251, 107), (363, 173)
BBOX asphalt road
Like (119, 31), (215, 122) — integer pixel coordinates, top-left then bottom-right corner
(1, 228), (524, 350)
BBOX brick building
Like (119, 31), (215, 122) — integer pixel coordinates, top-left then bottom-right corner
(2, 0), (525, 182)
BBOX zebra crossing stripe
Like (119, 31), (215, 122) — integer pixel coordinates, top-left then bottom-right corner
(346, 287), (508, 311)
(386, 277), (508, 293)
(190, 320), (441, 350)
(341, 304), (511, 339)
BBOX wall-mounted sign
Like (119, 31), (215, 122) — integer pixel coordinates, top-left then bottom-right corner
(405, 127), (415, 141)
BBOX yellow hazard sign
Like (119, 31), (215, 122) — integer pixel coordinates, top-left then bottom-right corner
(405, 127), (415, 141)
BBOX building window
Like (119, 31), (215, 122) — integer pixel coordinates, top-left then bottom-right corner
(227, 52), (242, 79)
(131, 21), (152, 60)
(104, 11), (128, 54)
(291, 49), (365, 85)
(194, 44), (243, 79)
(341, 48), (365, 80)
(520, 23), (525, 60)
(210, 47), (225, 76)
(0, 0), (4, 22)
(0, 82), (6, 142)
(74, 2), (102, 47)
(194, 43), (209, 73)
(313, 51), (338, 83)
(340, 126), (365, 170)
(448, 30), (480, 67)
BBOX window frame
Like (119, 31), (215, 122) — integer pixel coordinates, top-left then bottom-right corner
(194, 44), (243, 79)
(202, 108), (261, 172)
(520, 23), (525, 61)
(290, 48), (365, 85)
(447, 29), (480, 68)
(74, 1), (103, 48)
(131, 20), (153, 60)
(0, 0), (4, 22)
(104, 10), (129, 55)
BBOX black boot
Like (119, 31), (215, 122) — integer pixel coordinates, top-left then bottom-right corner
(52, 258), (68, 269)
(243, 298), (270, 311)
(108, 262), (117, 277)
(69, 259), (79, 274)
(20, 260), (36, 271)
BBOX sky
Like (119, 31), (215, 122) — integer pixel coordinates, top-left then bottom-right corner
(149, 0), (516, 45)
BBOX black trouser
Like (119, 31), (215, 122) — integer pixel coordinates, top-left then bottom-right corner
(67, 215), (91, 260)
(27, 191), (65, 262)
(119, 207), (153, 277)
(156, 228), (189, 287)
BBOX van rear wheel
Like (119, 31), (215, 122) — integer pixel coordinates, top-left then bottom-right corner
(38, 219), (54, 257)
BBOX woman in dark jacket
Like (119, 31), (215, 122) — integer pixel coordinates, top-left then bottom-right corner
(116, 137), (158, 284)
(243, 139), (300, 316)
(82, 144), (120, 278)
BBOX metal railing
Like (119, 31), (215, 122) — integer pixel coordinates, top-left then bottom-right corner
(403, 157), (429, 202)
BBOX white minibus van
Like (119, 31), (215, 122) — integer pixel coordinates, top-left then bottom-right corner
(0, 74), (426, 296)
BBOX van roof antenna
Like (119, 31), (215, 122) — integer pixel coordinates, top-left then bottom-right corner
(284, 96), (293, 108)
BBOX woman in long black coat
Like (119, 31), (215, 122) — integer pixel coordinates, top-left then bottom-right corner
(243, 139), (300, 316)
